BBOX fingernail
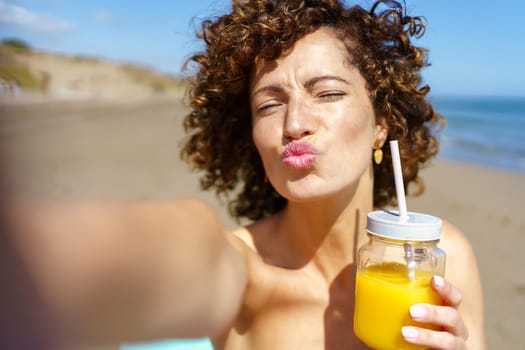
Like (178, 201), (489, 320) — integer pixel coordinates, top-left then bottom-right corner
(433, 275), (445, 287)
(410, 305), (427, 319)
(402, 326), (419, 341)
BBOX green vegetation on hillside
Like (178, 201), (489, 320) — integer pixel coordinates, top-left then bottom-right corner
(0, 39), (41, 89)
(1, 38), (32, 52)
(0, 38), (186, 94)
(120, 64), (185, 93)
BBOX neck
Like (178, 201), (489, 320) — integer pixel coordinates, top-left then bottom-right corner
(279, 168), (374, 283)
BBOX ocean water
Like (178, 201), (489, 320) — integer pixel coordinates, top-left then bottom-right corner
(431, 95), (525, 173)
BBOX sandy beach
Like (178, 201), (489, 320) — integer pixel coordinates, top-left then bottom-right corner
(1, 97), (523, 349)
(408, 160), (525, 349)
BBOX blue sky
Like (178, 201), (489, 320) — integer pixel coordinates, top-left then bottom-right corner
(0, 0), (523, 97)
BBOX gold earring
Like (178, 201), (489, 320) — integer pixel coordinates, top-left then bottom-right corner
(373, 139), (383, 165)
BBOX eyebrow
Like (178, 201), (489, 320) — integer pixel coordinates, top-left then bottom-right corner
(303, 75), (351, 89)
(252, 75), (351, 97)
(251, 84), (284, 98)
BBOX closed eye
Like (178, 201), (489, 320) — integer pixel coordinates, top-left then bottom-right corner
(255, 102), (282, 115)
(317, 91), (345, 102)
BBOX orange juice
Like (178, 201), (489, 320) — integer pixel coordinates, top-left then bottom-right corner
(354, 263), (442, 350)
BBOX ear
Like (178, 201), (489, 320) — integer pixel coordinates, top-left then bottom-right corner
(374, 117), (388, 147)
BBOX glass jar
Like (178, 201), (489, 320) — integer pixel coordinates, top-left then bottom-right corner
(353, 210), (446, 350)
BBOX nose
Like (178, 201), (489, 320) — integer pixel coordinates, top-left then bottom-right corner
(283, 97), (317, 140)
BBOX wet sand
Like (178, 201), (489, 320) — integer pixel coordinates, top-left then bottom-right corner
(1, 97), (523, 349)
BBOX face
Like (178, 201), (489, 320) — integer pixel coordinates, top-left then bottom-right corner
(250, 27), (386, 202)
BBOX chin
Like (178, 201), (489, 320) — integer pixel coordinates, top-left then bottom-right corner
(278, 183), (340, 203)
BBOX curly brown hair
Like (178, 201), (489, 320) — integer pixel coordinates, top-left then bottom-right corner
(181, 0), (444, 221)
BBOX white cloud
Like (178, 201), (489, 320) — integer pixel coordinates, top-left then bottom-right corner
(0, 1), (75, 33)
(93, 9), (131, 27)
(93, 9), (114, 23)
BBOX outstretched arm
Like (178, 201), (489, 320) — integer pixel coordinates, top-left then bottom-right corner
(2, 199), (247, 347)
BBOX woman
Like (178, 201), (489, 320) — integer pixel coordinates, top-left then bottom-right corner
(2, 1), (484, 349)
(181, 0), (485, 349)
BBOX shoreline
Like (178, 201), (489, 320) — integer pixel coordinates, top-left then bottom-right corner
(0, 90), (185, 108)
(2, 93), (523, 177)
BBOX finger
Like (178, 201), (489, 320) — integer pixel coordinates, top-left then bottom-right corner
(402, 326), (467, 350)
(432, 275), (463, 308)
(410, 304), (469, 340)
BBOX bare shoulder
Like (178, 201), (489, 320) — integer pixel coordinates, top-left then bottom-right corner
(439, 221), (478, 272)
(438, 220), (481, 290)
(226, 226), (261, 267)
(229, 226), (257, 251)
(440, 221), (487, 349)
(225, 220), (278, 305)
(439, 221), (472, 251)
(226, 215), (277, 258)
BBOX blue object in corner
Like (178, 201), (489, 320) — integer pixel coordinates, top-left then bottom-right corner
(121, 338), (213, 350)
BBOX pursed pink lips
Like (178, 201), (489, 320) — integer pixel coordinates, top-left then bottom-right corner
(281, 142), (320, 169)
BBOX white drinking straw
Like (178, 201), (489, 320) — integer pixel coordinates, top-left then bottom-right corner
(389, 140), (408, 222)
(390, 140), (415, 280)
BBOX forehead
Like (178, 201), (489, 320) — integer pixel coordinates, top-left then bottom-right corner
(250, 28), (358, 89)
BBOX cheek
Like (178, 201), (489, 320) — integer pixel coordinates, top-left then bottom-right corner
(331, 114), (376, 161)
(334, 115), (375, 143)
(252, 120), (265, 153)
(252, 119), (275, 162)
